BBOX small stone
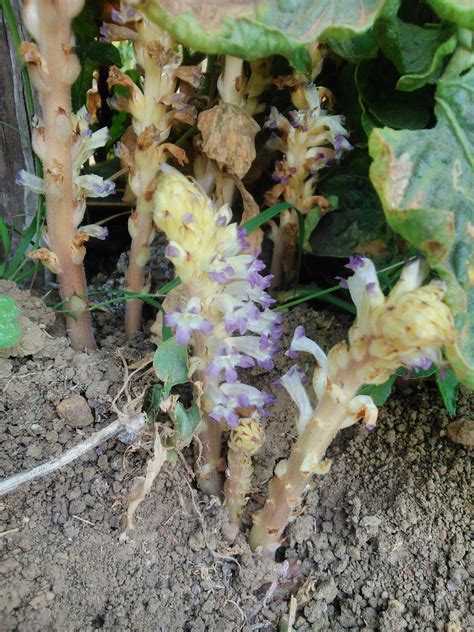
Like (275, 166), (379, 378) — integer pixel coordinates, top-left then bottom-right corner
(347, 546), (361, 560)
(97, 454), (109, 470)
(447, 418), (474, 449)
(361, 515), (381, 535)
(26, 444), (42, 459)
(57, 395), (94, 428)
(314, 578), (337, 604)
(63, 524), (77, 539)
(29, 591), (54, 609)
(188, 531), (206, 552)
(45, 430), (58, 443)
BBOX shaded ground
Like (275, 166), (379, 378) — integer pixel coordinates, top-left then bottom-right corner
(0, 284), (472, 631)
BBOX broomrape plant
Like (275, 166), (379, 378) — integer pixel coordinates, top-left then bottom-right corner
(17, 0), (115, 350)
(249, 256), (456, 554)
(152, 166), (280, 504)
(103, 3), (192, 335)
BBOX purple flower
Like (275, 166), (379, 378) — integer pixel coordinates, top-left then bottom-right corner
(182, 212), (195, 225)
(345, 255), (365, 271)
(165, 297), (214, 345)
(165, 243), (180, 258)
(99, 24), (111, 40)
(237, 227), (250, 250)
(335, 276), (349, 289)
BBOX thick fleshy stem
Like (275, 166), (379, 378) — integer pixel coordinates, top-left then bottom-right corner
(124, 206), (154, 336)
(249, 365), (358, 554)
(250, 257), (456, 556)
(193, 332), (225, 496)
(219, 55), (244, 205)
(223, 418), (265, 540)
(195, 412), (225, 497)
(105, 6), (184, 335)
(22, 0), (96, 350)
(123, 48), (165, 335)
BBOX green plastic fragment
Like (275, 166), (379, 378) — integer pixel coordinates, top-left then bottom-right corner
(0, 294), (21, 349)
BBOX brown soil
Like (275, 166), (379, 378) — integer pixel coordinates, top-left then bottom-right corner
(0, 284), (472, 632)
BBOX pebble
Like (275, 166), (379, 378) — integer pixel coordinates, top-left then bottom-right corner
(447, 419), (474, 449)
(56, 395), (94, 429)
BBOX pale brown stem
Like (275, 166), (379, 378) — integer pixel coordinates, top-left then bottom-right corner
(193, 332), (224, 497)
(195, 414), (224, 497)
(124, 205), (153, 336)
(123, 47), (166, 336)
(249, 370), (360, 555)
(219, 56), (245, 205)
(223, 450), (251, 541)
(40, 3), (95, 350)
(270, 225), (285, 290)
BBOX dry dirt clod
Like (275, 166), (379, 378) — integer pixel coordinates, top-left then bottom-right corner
(447, 418), (474, 449)
(56, 395), (94, 429)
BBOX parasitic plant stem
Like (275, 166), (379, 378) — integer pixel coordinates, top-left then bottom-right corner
(21, 0), (96, 350)
(250, 257), (456, 556)
(105, 5), (186, 335)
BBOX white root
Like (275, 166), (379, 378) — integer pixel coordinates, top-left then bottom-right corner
(0, 413), (146, 497)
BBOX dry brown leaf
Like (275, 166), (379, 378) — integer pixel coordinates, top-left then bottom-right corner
(86, 71), (101, 124)
(156, 143), (188, 166)
(119, 425), (167, 540)
(28, 248), (61, 274)
(198, 103), (260, 179)
(175, 65), (203, 88)
(172, 105), (197, 126)
(233, 177), (263, 251)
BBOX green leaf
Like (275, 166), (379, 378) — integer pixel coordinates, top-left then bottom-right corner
(356, 56), (434, 129)
(303, 207), (324, 253)
(436, 367), (459, 416)
(310, 175), (395, 262)
(0, 218), (11, 259)
(142, 0), (389, 73)
(173, 401), (202, 440)
(358, 373), (397, 406)
(0, 295), (21, 349)
(328, 29), (378, 64)
(72, 42), (122, 110)
(153, 337), (189, 395)
(108, 112), (129, 146)
(242, 202), (292, 234)
(147, 384), (164, 422)
(369, 66), (474, 388)
(397, 32), (457, 92)
(426, 0), (474, 30)
(374, 10), (457, 92)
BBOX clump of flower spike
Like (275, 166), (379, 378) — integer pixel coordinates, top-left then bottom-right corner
(17, 0), (115, 350)
(265, 83), (351, 287)
(104, 2), (196, 335)
(153, 166), (279, 496)
(249, 256), (456, 555)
